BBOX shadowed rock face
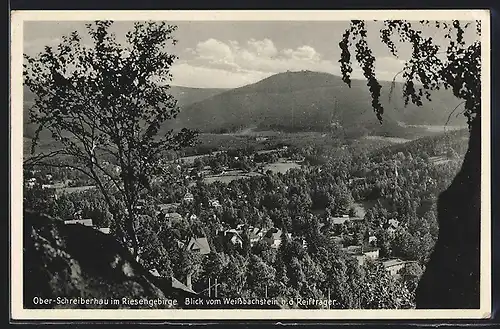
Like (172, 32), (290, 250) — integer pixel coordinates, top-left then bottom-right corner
(23, 211), (195, 309)
(415, 117), (481, 309)
(23, 211), (282, 310)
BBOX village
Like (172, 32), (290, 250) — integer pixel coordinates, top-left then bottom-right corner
(23, 144), (424, 299)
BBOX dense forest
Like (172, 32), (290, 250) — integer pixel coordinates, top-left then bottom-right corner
(24, 129), (467, 309)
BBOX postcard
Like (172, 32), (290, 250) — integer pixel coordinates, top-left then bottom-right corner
(10, 9), (491, 321)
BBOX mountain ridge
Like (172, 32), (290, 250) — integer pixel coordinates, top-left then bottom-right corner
(169, 70), (465, 134)
(23, 70), (467, 140)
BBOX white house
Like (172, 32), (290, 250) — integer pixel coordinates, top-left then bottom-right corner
(64, 218), (94, 226)
(26, 177), (37, 188)
(249, 227), (264, 246)
(382, 259), (407, 276)
(183, 192), (194, 203)
(363, 248), (380, 260)
(368, 235), (378, 245)
(209, 199), (222, 209)
(98, 227), (111, 234)
(224, 229), (243, 248)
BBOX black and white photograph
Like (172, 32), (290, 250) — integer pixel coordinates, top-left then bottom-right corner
(10, 10), (491, 320)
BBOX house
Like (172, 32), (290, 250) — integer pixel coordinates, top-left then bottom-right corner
(354, 254), (367, 266)
(156, 203), (180, 214)
(209, 199), (222, 209)
(382, 258), (407, 276)
(25, 177), (37, 188)
(162, 212), (183, 222)
(172, 275), (198, 294)
(98, 227), (111, 234)
(328, 217), (349, 225)
(328, 216), (363, 226)
(45, 174), (53, 181)
(387, 219), (400, 236)
(183, 192), (194, 203)
(64, 218), (110, 235)
(343, 245), (362, 254)
(249, 227), (265, 246)
(368, 235), (378, 245)
(229, 234), (243, 248)
(178, 237), (211, 255)
(149, 268), (161, 277)
(64, 218), (94, 226)
(343, 246), (379, 266)
(264, 228), (290, 249)
(362, 247), (380, 260)
(149, 270), (198, 295)
(224, 229), (243, 248)
(388, 219), (400, 228)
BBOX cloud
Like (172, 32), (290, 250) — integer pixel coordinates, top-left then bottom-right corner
(283, 45), (320, 61)
(196, 38), (333, 74)
(169, 38), (408, 88)
(172, 38), (347, 87)
(247, 38), (278, 57)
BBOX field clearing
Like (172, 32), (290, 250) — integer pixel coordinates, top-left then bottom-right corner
(364, 136), (412, 144)
(263, 162), (302, 174)
(202, 170), (262, 184)
(401, 124), (467, 133)
(200, 162), (303, 184)
(55, 185), (97, 195)
(429, 155), (453, 166)
(177, 151), (223, 165)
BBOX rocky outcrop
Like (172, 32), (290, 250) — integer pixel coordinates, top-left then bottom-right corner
(23, 211), (196, 309)
(415, 117), (481, 308)
(23, 210), (282, 310)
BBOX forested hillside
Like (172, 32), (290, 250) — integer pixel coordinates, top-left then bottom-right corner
(172, 71), (465, 134)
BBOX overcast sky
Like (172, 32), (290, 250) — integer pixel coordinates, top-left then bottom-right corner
(23, 20), (479, 89)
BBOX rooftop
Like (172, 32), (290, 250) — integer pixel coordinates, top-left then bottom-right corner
(64, 219), (93, 227)
(180, 237), (211, 255)
(382, 259), (405, 268)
